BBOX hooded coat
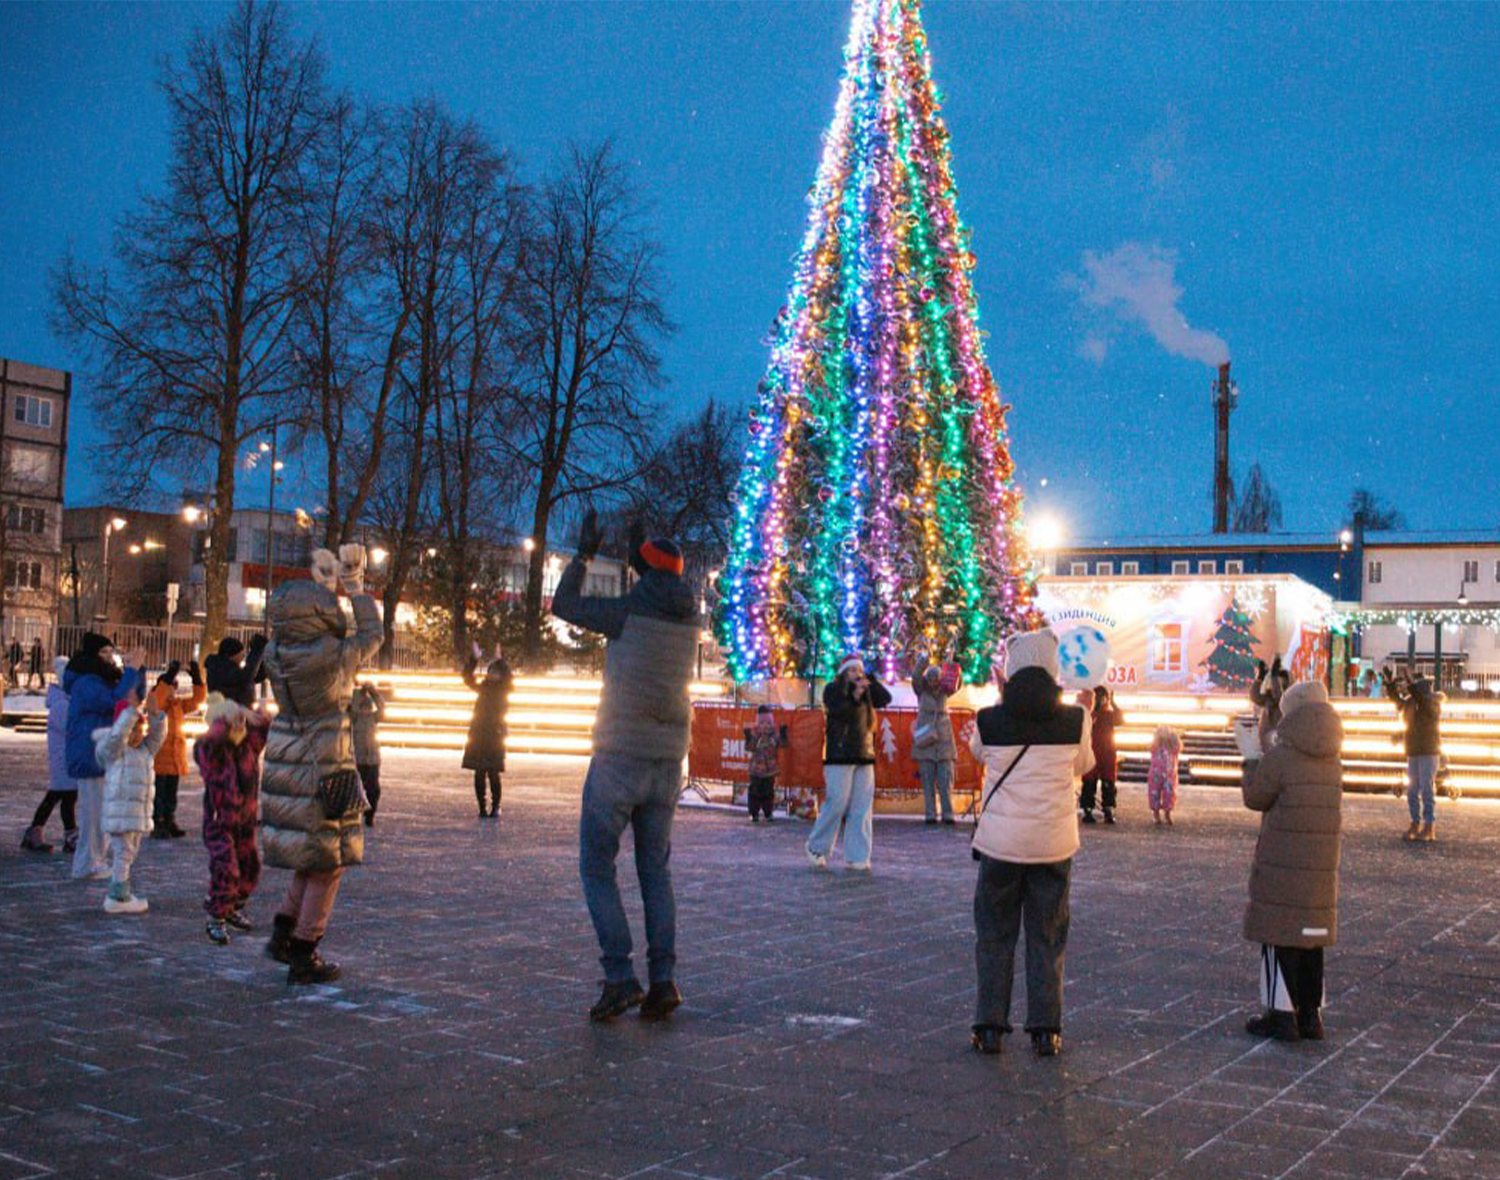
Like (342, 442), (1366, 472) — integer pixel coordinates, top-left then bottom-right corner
(63, 655), (143, 781)
(150, 677), (207, 777)
(46, 663), (74, 794)
(97, 706), (167, 835)
(969, 665), (1094, 864)
(259, 580), (383, 872)
(912, 660), (957, 763)
(461, 659), (511, 771)
(551, 557), (702, 760)
(1242, 695), (1344, 948)
(1384, 677), (1442, 757)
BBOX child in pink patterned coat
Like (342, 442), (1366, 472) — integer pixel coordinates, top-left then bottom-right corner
(1148, 726), (1181, 826)
(194, 693), (271, 945)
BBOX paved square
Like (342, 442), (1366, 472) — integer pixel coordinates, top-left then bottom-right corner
(2, 733), (1499, 1180)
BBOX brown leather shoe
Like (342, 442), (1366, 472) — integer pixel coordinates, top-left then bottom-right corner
(1403, 821), (1420, 841)
(1417, 822), (1435, 842)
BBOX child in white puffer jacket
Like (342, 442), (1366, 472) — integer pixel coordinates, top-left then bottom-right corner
(95, 695), (166, 914)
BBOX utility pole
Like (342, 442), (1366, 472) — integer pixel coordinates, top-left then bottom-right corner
(1212, 361), (1236, 534)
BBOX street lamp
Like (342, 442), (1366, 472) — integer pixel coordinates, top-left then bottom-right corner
(1027, 514), (1065, 576)
(181, 505), (203, 524)
(100, 516), (128, 621)
(370, 546), (389, 566)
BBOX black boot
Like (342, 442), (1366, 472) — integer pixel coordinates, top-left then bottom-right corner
(286, 937), (341, 985)
(264, 913), (295, 964)
(970, 1025), (1004, 1055)
(1031, 1031), (1063, 1057)
(167, 819), (187, 838)
(1245, 1011), (1301, 1042)
(639, 981), (683, 1021)
(1297, 1010), (1325, 1041)
(1080, 810), (1096, 824)
(589, 979), (645, 1022)
(1102, 808), (1115, 825)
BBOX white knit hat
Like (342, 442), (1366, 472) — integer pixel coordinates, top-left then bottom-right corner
(1280, 679), (1329, 718)
(1004, 629), (1061, 681)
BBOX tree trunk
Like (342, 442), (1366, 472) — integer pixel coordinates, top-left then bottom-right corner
(521, 493), (552, 666)
(202, 434), (238, 654)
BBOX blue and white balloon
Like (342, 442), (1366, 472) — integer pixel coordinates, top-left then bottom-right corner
(1056, 626), (1112, 690)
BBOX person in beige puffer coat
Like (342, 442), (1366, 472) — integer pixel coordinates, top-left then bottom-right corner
(259, 545), (383, 984)
(1242, 678), (1344, 1043)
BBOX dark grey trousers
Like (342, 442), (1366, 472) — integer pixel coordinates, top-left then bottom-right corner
(973, 856), (1072, 1034)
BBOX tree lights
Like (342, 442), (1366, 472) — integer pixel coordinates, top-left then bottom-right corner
(715, 0), (1036, 685)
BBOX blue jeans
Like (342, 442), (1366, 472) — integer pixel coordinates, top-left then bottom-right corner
(807, 764), (875, 866)
(579, 752), (680, 984)
(1407, 755), (1439, 824)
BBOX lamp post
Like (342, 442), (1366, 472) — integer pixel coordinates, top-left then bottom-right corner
(258, 427), (283, 629)
(99, 516), (127, 622)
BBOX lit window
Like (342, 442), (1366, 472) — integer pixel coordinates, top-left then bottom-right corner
(1224, 560), (1244, 574)
(1069, 562), (1088, 576)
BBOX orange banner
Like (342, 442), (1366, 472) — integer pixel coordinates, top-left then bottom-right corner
(689, 702), (983, 815)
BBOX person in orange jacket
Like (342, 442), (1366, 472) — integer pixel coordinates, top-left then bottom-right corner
(150, 660), (206, 839)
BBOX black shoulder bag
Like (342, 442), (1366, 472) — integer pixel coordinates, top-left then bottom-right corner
(970, 744), (1030, 861)
(274, 660), (368, 822)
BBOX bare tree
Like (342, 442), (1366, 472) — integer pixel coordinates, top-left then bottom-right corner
(428, 150), (528, 665)
(624, 398), (742, 588)
(510, 142), (671, 661)
(51, 0), (325, 648)
(1347, 487), (1404, 531)
(1230, 462), (1283, 533)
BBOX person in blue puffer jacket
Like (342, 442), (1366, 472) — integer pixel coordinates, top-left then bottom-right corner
(64, 632), (144, 879)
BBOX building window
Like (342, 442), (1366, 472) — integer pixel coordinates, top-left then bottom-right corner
(1149, 622), (1185, 676)
(1368, 560), (1382, 585)
(1069, 562), (1088, 576)
(1171, 560), (1190, 575)
(4, 505), (46, 535)
(1224, 559), (1244, 574)
(1494, 560), (1500, 584)
(1463, 559), (1479, 585)
(12, 395), (53, 429)
(1121, 561), (1140, 575)
(3, 559), (43, 591)
(1096, 561), (1113, 576)
(6, 446), (50, 484)
(585, 573), (617, 597)
(1198, 560), (1217, 575)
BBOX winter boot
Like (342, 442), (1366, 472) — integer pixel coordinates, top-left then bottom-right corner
(970, 1025), (1004, 1055)
(225, 908), (254, 933)
(62, 828), (79, 855)
(286, 938), (341, 985)
(1245, 1011), (1301, 1042)
(103, 880), (148, 915)
(639, 981), (683, 1022)
(1297, 1009), (1325, 1041)
(1080, 809), (1096, 825)
(150, 821), (170, 840)
(1417, 823), (1436, 842)
(1031, 1032), (1063, 1057)
(1403, 821), (1421, 841)
(264, 913), (295, 964)
(1102, 808), (1115, 825)
(205, 918), (231, 946)
(20, 826), (53, 853)
(588, 979), (645, 1022)
(166, 820), (187, 839)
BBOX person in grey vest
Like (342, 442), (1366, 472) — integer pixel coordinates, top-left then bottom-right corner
(552, 512), (702, 1024)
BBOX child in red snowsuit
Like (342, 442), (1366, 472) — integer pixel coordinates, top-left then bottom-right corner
(194, 693), (270, 945)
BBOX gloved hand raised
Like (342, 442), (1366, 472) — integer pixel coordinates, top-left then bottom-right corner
(338, 543), (367, 595)
(187, 660), (202, 685)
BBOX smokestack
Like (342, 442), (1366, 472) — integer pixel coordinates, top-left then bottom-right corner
(1212, 361), (1235, 533)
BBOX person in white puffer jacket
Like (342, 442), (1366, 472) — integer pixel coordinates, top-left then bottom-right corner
(966, 630), (1093, 1059)
(96, 696), (166, 915)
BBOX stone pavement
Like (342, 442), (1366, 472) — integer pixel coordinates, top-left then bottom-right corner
(1, 733), (1499, 1180)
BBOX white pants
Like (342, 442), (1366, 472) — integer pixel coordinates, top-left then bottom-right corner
(108, 832), (142, 887)
(807, 764), (875, 866)
(71, 777), (108, 879)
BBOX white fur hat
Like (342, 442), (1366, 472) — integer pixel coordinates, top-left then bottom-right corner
(1280, 679), (1329, 718)
(1004, 629), (1061, 681)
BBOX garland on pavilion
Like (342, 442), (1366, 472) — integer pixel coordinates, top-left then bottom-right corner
(714, 0), (1037, 684)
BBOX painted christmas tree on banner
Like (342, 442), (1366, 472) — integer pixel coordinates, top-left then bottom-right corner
(714, 0), (1036, 685)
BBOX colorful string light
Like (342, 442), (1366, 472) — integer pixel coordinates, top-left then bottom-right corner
(715, 0), (1038, 684)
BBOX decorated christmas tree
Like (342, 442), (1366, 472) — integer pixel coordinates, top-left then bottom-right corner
(1205, 598), (1259, 689)
(714, 0), (1036, 684)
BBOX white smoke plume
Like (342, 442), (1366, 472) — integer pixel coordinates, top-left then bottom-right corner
(1071, 242), (1229, 367)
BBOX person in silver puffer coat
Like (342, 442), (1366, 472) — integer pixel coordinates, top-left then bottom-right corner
(259, 545), (383, 984)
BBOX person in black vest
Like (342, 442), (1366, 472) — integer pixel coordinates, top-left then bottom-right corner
(1079, 686), (1124, 825)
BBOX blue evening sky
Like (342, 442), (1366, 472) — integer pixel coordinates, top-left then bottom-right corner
(1, 1), (1496, 538)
